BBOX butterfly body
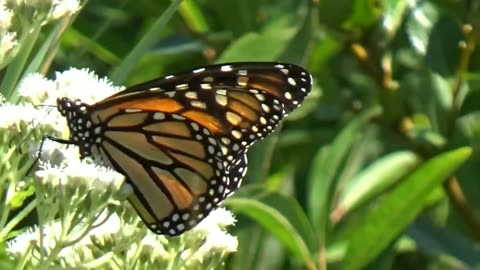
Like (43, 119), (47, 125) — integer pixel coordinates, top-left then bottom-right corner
(54, 62), (312, 235)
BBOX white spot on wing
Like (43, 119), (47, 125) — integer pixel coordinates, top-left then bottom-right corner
(164, 91), (175, 97)
(221, 137), (231, 145)
(193, 67), (206, 73)
(261, 104), (270, 113)
(232, 143), (240, 151)
(260, 117), (267, 125)
(125, 108), (142, 113)
(220, 65), (233, 72)
(238, 70), (248, 76)
(191, 122), (199, 131)
(215, 95), (228, 106)
(232, 130), (242, 139)
(287, 77), (296, 86)
(153, 112), (165, 120)
(255, 93), (265, 101)
(185, 91), (198, 99)
(172, 114), (185, 120)
(201, 83), (212, 90)
(284, 92), (292, 100)
(217, 89), (227, 95)
(176, 84), (189, 90)
(237, 76), (248, 87)
(191, 100), (206, 109)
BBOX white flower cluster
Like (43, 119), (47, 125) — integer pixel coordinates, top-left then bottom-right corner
(6, 207), (237, 269)
(0, 2), (17, 66)
(50, 0), (80, 20)
(0, 0), (82, 68)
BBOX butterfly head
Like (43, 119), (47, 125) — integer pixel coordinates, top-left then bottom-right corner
(56, 97), (96, 157)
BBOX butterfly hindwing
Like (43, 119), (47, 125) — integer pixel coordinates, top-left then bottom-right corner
(91, 110), (227, 235)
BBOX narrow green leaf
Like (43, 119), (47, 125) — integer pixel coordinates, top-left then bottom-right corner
(334, 151), (422, 220)
(405, 2), (438, 55)
(344, 147), (472, 270)
(408, 217), (480, 268)
(383, 0), (409, 40)
(425, 17), (462, 79)
(307, 105), (382, 242)
(226, 187), (317, 268)
(1, 25), (42, 101)
(110, 0), (183, 84)
(278, 1), (312, 64)
(61, 27), (121, 66)
(10, 19), (72, 103)
(178, 0), (209, 33)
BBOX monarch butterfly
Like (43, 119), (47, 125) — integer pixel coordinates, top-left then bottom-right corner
(47, 62), (312, 236)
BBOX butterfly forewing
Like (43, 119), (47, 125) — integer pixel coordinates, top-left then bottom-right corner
(54, 62), (312, 236)
(95, 63), (311, 165)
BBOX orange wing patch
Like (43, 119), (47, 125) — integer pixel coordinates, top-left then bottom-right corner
(174, 167), (208, 195)
(102, 140), (173, 219)
(128, 193), (157, 225)
(152, 167), (193, 209)
(248, 74), (283, 97)
(143, 121), (191, 137)
(169, 152), (214, 179)
(108, 113), (149, 127)
(104, 131), (173, 165)
(182, 110), (225, 133)
(152, 136), (205, 159)
(228, 91), (261, 109)
(110, 97), (184, 112)
(228, 99), (259, 122)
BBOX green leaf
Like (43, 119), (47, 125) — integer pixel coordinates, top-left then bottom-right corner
(216, 30), (297, 63)
(408, 217), (480, 268)
(344, 147), (472, 270)
(209, 0), (259, 36)
(382, 0), (409, 41)
(9, 185), (34, 209)
(425, 17), (462, 77)
(405, 1), (439, 55)
(226, 186), (317, 267)
(1, 25), (42, 102)
(178, 0), (209, 33)
(110, 0), (183, 84)
(341, 0), (380, 32)
(334, 151), (422, 221)
(307, 105), (383, 242)
(61, 26), (121, 66)
(277, 1), (312, 64)
(399, 70), (452, 133)
(457, 111), (480, 139)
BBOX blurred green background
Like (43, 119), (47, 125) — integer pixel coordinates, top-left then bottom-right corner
(27, 0), (480, 269)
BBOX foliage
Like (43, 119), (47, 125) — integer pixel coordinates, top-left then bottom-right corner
(1, 0), (480, 269)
